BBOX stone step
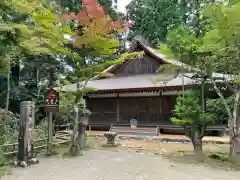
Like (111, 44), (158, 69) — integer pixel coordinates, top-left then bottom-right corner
(111, 127), (157, 132)
(116, 131), (157, 136)
(111, 126), (157, 130)
(110, 125), (158, 136)
(111, 129), (157, 134)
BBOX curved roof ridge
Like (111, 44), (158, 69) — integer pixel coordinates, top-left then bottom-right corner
(94, 40), (197, 80)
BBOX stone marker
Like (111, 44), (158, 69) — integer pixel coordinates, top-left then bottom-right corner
(103, 132), (118, 147)
(130, 119), (137, 129)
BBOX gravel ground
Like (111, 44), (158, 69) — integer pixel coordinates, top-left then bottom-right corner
(2, 149), (240, 180)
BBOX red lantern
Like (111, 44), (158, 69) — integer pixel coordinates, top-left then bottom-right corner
(49, 89), (55, 95)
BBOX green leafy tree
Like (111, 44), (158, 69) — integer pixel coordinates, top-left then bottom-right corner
(1, 0), (73, 56)
(206, 96), (234, 126)
(158, 0), (240, 161)
(0, 108), (19, 165)
(0, 0), (76, 112)
(98, 0), (118, 21)
(171, 91), (214, 154)
(199, 1), (240, 161)
(54, 91), (75, 131)
(162, 25), (200, 65)
(126, 0), (218, 47)
(126, 0), (183, 47)
(158, 25), (209, 113)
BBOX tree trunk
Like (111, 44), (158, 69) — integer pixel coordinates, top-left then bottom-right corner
(201, 82), (205, 113)
(5, 69), (10, 112)
(47, 112), (53, 155)
(229, 90), (240, 162)
(229, 135), (240, 163)
(191, 130), (204, 156)
(69, 106), (80, 156)
(77, 125), (85, 156)
(193, 140), (203, 154)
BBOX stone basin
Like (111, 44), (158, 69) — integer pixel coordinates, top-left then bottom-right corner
(103, 132), (118, 147)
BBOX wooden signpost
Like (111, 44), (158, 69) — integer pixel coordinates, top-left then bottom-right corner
(45, 89), (59, 113)
(45, 89), (59, 154)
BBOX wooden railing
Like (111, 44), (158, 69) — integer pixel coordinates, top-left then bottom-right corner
(0, 138), (47, 156)
(0, 132), (72, 156)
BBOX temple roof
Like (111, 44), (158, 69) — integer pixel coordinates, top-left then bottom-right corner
(97, 40), (196, 77)
(60, 40), (229, 92)
(61, 73), (197, 92)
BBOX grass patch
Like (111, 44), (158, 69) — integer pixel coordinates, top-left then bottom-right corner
(85, 135), (98, 150)
(162, 150), (240, 171)
(48, 135), (99, 157)
(209, 152), (229, 162)
(0, 166), (11, 178)
(48, 143), (71, 157)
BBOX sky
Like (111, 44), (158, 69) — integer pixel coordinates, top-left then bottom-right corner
(117, 0), (131, 13)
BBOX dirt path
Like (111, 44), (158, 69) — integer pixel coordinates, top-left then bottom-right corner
(2, 149), (240, 180)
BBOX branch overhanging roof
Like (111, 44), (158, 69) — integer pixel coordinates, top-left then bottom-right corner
(59, 39), (231, 92)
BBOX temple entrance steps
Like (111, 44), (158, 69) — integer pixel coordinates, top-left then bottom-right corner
(109, 125), (159, 136)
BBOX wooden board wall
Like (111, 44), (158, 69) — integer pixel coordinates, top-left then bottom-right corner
(87, 98), (117, 124)
(115, 55), (161, 76)
(87, 96), (177, 125)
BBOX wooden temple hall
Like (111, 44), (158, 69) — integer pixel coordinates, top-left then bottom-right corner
(63, 41), (226, 136)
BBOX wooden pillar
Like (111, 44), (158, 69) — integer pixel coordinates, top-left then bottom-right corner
(47, 112), (53, 155)
(18, 101), (35, 167)
(116, 94), (120, 122)
(159, 91), (163, 122)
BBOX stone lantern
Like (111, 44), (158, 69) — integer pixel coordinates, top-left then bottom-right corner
(77, 101), (91, 149)
(79, 106), (91, 127)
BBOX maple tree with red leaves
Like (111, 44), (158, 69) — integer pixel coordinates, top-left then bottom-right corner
(61, 0), (138, 85)
(64, 1), (141, 157)
(62, 0), (132, 52)
(61, 0), (139, 85)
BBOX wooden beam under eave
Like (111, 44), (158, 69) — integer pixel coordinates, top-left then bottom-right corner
(162, 90), (191, 96)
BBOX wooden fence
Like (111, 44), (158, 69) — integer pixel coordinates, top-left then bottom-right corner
(0, 132), (72, 156)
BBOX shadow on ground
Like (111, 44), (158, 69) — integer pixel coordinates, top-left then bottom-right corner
(93, 136), (240, 171)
